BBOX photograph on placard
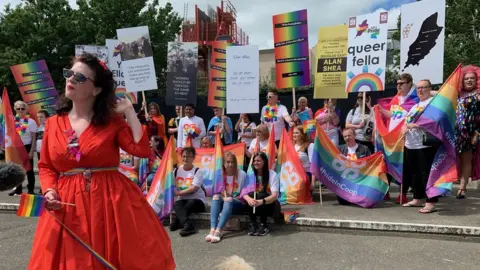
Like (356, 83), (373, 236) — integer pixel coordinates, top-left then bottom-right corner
(117, 26), (153, 61)
(75, 45), (108, 64)
(166, 41), (198, 106)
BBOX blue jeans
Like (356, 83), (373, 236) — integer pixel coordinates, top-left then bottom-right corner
(210, 195), (245, 230)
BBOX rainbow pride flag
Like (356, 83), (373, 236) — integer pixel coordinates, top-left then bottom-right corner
(137, 157), (148, 193)
(1, 88), (31, 171)
(17, 194), (45, 217)
(311, 124), (389, 208)
(118, 164), (139, 184)
(276, 129), (313, 205)
(115, 88), (137, 104)
(265, 127), (276, 170)
(212, 129), (226, 195)
(414, 65), (461, 197)
(303, 119), (316, 141)
(239, 151), (256, 198)
(374, 106), (405, 183)
(146, 136), (177, 220)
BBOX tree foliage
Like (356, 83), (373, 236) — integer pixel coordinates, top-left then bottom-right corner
(0, 0), (182, 99)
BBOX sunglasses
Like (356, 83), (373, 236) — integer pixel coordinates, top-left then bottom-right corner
(266, 95), (275, 99)
(15, 107), (26, 111)
(396, 82), (407, 86)
(63, 68), (94, 84)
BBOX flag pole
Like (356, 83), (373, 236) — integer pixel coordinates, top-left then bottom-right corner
(316, 175), (323, 206)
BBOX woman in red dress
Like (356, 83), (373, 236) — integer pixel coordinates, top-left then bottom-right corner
(28, 53), (175, 269)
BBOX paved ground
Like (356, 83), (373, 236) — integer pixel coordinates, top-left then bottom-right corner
(1, 213), (479, 270)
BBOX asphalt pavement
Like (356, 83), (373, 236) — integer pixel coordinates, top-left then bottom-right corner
(1, 213), (479, 270)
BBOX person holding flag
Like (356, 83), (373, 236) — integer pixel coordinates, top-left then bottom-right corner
(291, 96), (313, 126)
(177, 104), (206, 148)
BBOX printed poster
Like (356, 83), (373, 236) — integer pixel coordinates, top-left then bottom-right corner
(106, 39), (137, 104)
(346, 11), (388, 92)
(9, 60), (59, 121)
(314, 25), (348, 99)
(208, 41), (229, 108)
(116, 26), (157, 92)
(226, 45), (259, 114)
(75, 45), (108, 65)
(272, 9), (310, 89)
(401, 0), (445, 84)
(166, 41), (198, 106)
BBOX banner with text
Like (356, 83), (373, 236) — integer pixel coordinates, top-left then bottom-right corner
(106, 39), (137, 104)
(226, 45), (259, 114)
(314, 25), (348, 99)
(166, 41), (198, 106)
(401, 0), (445, 84)
(272, 9), (310, 89)
(208, 41), (229, 108)
(116, 26), (157, 92)
(9, 60), (59, 121)
(346, 11), (388, 92)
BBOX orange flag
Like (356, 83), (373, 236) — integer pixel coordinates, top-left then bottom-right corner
(265, 127), (276, 170)
(1, 88), (31, 171)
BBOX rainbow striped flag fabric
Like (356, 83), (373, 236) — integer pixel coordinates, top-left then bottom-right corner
(137, 157), (148, 193)
(118, 164), (139, 184)
(212, 129), (226, 195)
(146, 136), (177, 220)
(414, 66), (461, 197)
(239, 152), (256, 198)
(373, 106), (406, 183)
(17, 194), (45, 217)
(303, 119), (316, 141)
(265, 127), (276, 170)
(311, 124), (389, 208)
(276, 129), (313, 205)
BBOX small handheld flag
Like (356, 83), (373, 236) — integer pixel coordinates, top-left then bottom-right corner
(17, 194), (45, 217)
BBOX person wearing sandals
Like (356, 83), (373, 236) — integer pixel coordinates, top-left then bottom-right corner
(206, 152), (246, 243)
(401, 79), (439, 213)
(243, 152), (279, 236)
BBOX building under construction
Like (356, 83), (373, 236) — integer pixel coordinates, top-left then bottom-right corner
(181, 0), (249, 75)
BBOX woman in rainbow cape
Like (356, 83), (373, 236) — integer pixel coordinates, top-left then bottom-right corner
(29, 53), (174, 269)
(207, 107), (233, 146)
(138, 101), (167, 155)
(146, 135), (163, 187)
(291, 96), (313, 126)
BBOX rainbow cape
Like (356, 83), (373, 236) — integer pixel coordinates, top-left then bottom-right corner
(146, 136), (177, 220)
(276, 129), (313, 205)
(1, 88), (31, 171)
(212, 129), (226, 195)
(311, 124), (389, 208)
(414, 66), (461, 197)
(373, 106), (405, 183)
(17, 194), (45, 217)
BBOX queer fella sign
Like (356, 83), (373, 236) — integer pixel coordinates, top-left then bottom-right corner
(346, 11), (388, 92)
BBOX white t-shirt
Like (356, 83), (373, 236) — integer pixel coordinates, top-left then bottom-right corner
(225, 170), (247, 198)
(18, 118), (37, 145)
(405, 97), (432, 150)
(255, 170), (280, 194)
(388, 87), (416, 132)
(248, 138), (268, 154)
(261, 104), (289, 141)
(346, 108), (372, 141)
(346, 144), (359, 160)
(177, 116), (206, 148)
(36, 125), (44, 153)
(238, 122), (256, 146)
(175, 166), (206, 204)
(294, 143), (313, 172)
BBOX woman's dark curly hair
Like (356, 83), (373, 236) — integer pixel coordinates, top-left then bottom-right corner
(56, 53), (116, 126)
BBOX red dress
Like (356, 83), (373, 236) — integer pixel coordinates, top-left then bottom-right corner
(28, 114), (175, 270)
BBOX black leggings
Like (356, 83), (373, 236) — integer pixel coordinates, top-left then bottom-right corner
(244, 201), (275, 224)
(14, 144), (35, 194)
(173, 199), (205, 226)
(404, 147), (439, 203)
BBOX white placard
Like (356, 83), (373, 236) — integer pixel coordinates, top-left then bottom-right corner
(75, 45), (108, 64)
(116, 26), (158, 92)
(346, 11), (388, 92)
(401, 0), (445, 84)
(106, 39), (125, 89)
(226, 45), (259, 114)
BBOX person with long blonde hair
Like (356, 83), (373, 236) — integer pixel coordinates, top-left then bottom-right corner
(292, 125), (314, 190)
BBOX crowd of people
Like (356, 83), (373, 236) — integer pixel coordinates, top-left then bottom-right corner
(3, 53), (479, 268)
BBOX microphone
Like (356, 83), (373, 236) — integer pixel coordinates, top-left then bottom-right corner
(0, 162), (26, 192)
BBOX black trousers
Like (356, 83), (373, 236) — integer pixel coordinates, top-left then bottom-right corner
(173, 199), (205, 226)
(386, 147), (412, 195)
(14, 144), (35, 194)
(404, 147), (439, 203)
(244, 202), (275, 224)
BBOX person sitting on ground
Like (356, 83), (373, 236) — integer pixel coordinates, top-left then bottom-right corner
(243, 152), (279, 236)
(206, 152), (247, 243)
(336, 128), (372, 205)
(170, 147), (206, 236)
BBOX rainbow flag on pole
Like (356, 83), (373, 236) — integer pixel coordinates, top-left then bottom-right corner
(414, 65), (461, 197)
(373, 106), (405, 183)
(212, 129), (225, 195)
(265, 127), (276, 170)
(239, 153), (256, 198)
(17, 194), (45, 217)
(311, 124), (389, 208)
(276, 129), (313, 205)
(146, 136), (177, 220)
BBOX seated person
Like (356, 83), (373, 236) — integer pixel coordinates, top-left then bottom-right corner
(170, 147), (206, 237)
(337, 128), (372, 205)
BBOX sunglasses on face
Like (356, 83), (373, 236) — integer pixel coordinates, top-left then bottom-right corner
(15, 107), (26, 111)
(266, 96), (275, 99)
(63, 68), (94, 84)
(397, 82), (407, 86)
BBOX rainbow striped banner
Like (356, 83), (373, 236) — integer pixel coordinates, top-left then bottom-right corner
(212, 129), (226, 195)
(146, 137), (177, 220)
(9, 60), (59, 121)
(17, 194), (45, 217)
(373, 106), (405, 183)
(311, 124), (389, 208)
(265, 127), (277, 170)
(276, 129), (313, 205)
(208, 41), (230, 108)
(414, 65), (461, 197)
(1, 88), (31, 171)
(272, 9), (310, 89)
